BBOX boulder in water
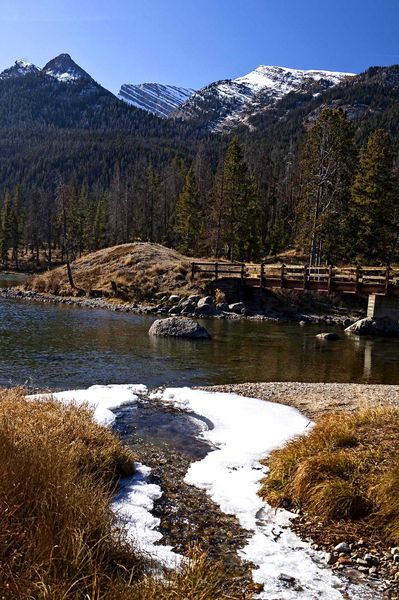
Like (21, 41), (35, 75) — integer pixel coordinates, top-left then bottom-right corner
(345, 317), (399, 337)
(149, 317), (210, 339)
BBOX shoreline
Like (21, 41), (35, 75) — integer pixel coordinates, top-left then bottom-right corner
(200, 381), (399, 420)
(201, 381), (399, 597)
(0, 287), (362, 326)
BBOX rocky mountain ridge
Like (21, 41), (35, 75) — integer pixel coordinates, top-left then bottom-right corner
(118, 83), (195, 118)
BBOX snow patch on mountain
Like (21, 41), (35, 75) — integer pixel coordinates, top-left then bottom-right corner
(0, 60), (41, 80)
(173, 65), (355, 131)
(118, 83), (195, 117)
(235, 65), (354, 95)
(43, 53), (93, 83)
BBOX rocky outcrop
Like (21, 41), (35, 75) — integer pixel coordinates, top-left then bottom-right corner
(345, 317), (399, 337)
(149, 317), (210, 339)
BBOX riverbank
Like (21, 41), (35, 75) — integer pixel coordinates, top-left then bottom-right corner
(0, 286), (364, 326)
(203, 381), (399, 598)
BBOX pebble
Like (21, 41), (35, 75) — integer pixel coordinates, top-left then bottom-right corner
(334, 542), (351, 554)
(325, 552), (337, 565)
(364, 553), (379, 566)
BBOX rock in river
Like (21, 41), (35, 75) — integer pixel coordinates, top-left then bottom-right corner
(345, 317), (399, 337)
(316, 332), (340, 341)
(149, 317), (211, 339)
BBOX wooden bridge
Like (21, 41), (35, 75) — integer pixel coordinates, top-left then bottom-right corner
(191, 262), (399, 297)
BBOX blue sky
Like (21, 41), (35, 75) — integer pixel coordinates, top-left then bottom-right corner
(0, 0), (398, 93)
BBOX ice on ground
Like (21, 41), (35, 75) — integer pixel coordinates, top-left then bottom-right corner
(157, 387), (380, 600)
(30, 383), (147, 426)
(112, 462), (182, 569)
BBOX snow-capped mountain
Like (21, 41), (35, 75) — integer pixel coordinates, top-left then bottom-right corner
(172, 65), (355, 131)
(42, 53), (93, 83)
(0, 60), (41, 80)
(118, 83), (195, 118)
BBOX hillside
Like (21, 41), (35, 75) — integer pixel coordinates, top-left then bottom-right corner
(27, 242), (204, 301)
(0, 54), (196, 192)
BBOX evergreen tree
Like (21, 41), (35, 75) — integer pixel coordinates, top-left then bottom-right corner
(174, 167), (202, 255)
(298, 109), (355, 265)
(350, 129), (397, 263)
(223, 137), (262, 261)
(10, 187), (25, 269)
(0, 193), (13, 266)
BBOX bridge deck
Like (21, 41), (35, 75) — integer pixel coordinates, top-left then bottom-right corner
(191, 262), (399, 296)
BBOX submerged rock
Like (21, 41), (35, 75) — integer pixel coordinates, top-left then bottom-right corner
(316, 332), (340, 341)
(149, 317), (210, 339)
(345, 317), (399, 337)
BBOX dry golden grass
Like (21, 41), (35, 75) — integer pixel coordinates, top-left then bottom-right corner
(26, 242), (206, 301)
(260, 405), (399, 543)
(0, 388), (141, 599)
(0, 388), (244, 600)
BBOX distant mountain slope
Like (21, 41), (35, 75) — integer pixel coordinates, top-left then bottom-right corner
(242, 64), (399, 145)
(0, 54), (196, 191)
(172, 65), (354, 131)
(118, 83), (195, 117)
(0, 53), (184, 133)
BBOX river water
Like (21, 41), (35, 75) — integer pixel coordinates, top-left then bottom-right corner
(0, 273), (399, 389)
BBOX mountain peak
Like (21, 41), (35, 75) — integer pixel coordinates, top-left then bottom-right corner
(172, 64), (356, 131)
(43, 53), (93, 83)
(235, 65), (355, 91)
(0, 59), (41, 80)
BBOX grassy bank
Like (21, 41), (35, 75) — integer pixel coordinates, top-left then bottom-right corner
(26, 242), (202, 301)
(0, 388), (242, 600)
(260, 405), (399, 545)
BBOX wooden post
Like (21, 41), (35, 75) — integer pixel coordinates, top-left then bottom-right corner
(280, 264), (285, 289)
(260, 262), (264, 288)
(355, 266), (360, 294)
(303, 264), (308, 290)
(191, 262), (195, 281)
(241, 264), (245, 282)
(386, 265), (390, 294)
(215, 262), (219, 280)
(327, 265), (333, 295)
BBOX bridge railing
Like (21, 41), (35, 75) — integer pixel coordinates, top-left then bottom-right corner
(190, 261), (399, 295)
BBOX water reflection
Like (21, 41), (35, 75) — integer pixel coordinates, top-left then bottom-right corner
(0, 297), (399, 390)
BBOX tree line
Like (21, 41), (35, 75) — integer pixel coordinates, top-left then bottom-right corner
(0, 108), (398, 270)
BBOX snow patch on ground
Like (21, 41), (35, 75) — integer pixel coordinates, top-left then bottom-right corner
(112, 462), (182, 569)
(30, 384), (181, 568)
(156, 387), (379, 599)
(32, 383), (147, 426)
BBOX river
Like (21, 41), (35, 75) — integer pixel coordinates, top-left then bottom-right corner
(0, 273), (399, 389)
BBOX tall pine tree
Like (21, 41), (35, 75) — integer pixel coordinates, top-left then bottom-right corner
(0, 193), (12, 266)
(223, 137), (262, 262)
(174, 167), (202, 255)
(350, 129), (397, 263)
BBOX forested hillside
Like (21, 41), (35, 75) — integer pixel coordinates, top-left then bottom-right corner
(0, 57), (398, 272)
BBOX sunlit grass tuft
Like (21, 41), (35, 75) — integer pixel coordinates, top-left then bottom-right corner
(260, 405), (399, 542)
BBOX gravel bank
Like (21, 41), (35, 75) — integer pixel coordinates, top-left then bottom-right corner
(200, 381), (399, 420)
